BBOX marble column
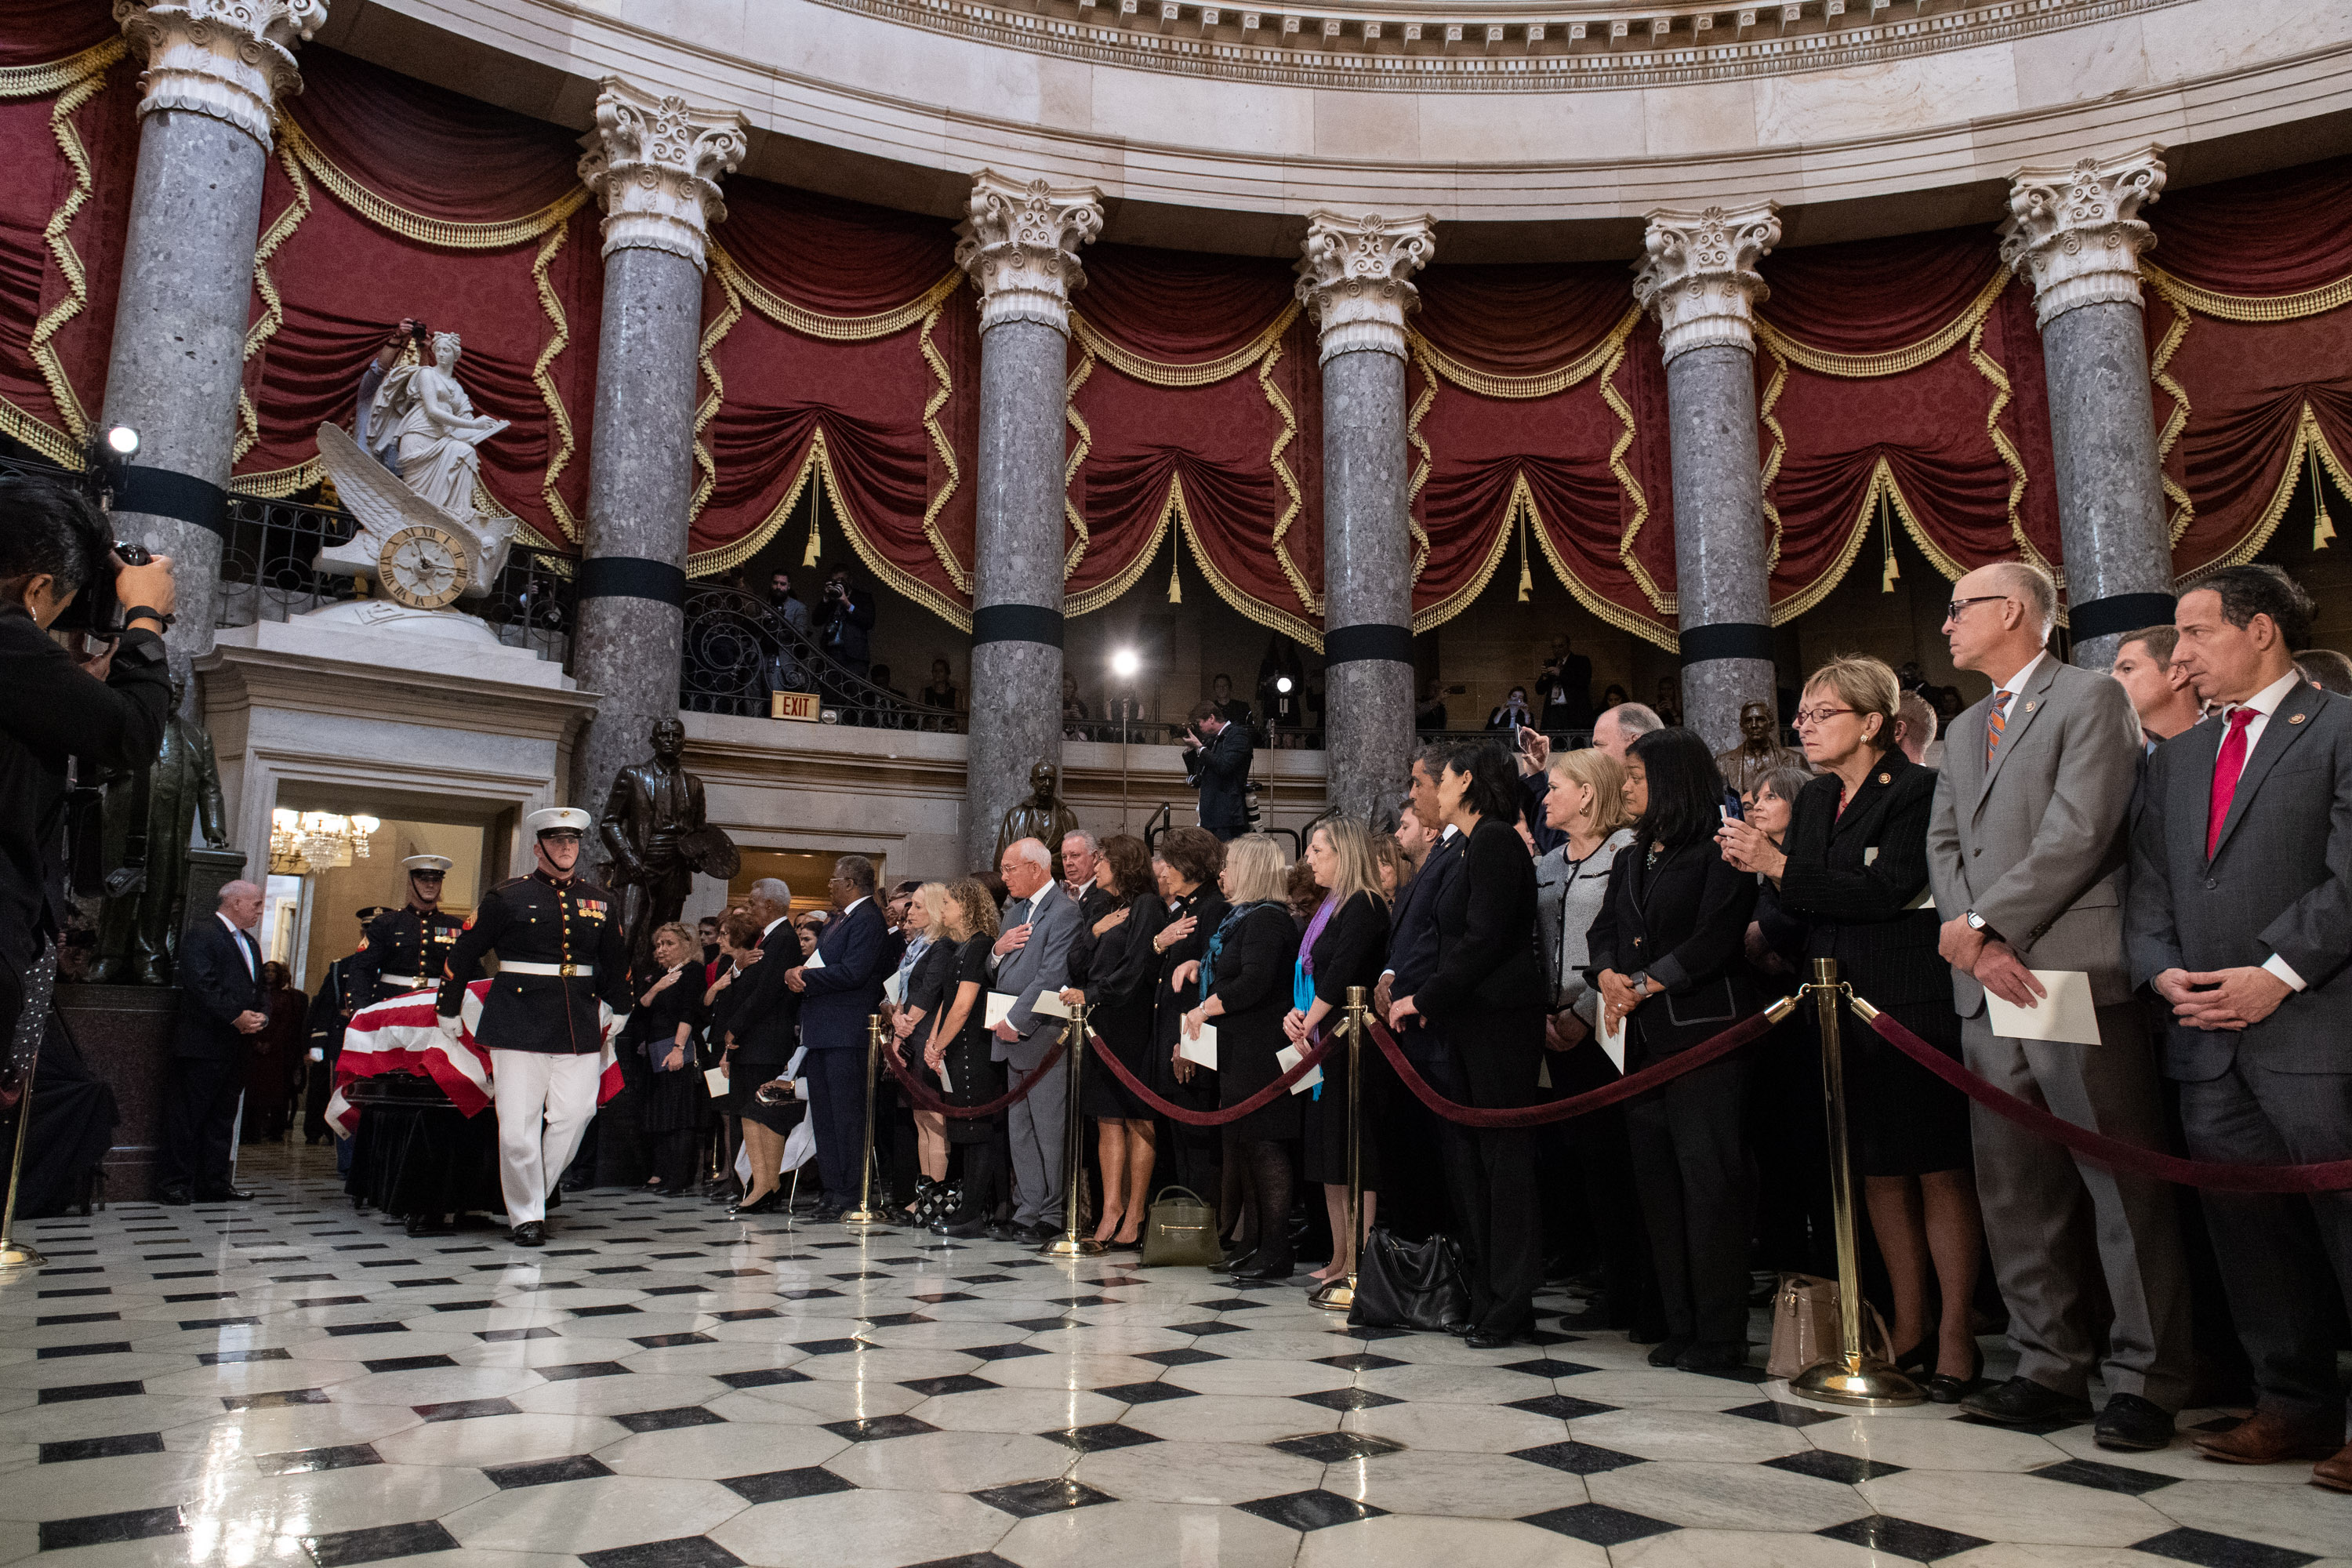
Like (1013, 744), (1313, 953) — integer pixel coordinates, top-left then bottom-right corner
(1633, 203), (1784, 755)
(2001, 148), (2176, 670)
(100, 1), (326, 681)
(954, 172), (1103, 869)
(568, 80), (748, 818)
(1294, 212), (1434, 823)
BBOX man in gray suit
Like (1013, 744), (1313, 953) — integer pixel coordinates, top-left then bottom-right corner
(2128, 566), (2352, 1490)
(991, 836), (1081, 1242)
(1926, 560), (2189, 1452)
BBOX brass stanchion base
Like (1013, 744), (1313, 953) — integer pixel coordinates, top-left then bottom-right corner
(1308, 1273), (1356, 1312)
(1790, 1355), (1925, 1408)
(0, 1242), (47, 1271)
(837, 1207), (893, 1230)
(1037, 1233), (1105, 1258)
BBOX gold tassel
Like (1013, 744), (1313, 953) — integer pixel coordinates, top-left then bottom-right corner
(2313, 444), (2336, 550)
(1515, 508), (1533, 602)
(801, 485), (822, 568)
(1879, 488), (1900, 593)
(1167, 528), (1182, 604)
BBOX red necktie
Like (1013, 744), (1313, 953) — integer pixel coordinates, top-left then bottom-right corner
(2206, 707), (2258, 860)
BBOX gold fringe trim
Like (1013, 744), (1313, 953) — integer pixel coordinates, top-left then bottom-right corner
(0, 38), (123, 100)
(1409, 306), (1639, 399)
(25, 43), (118, 445)
(1071, 300), (1300, 388)
(280, 118), (586, 250)
(1602, 334), (1671, 617)
(235, 136), (315, 464)
(1523, 475), (1680, 650)
(0, 399), (75, 465)
(1063, 345), (1094, 582)
(690, 260), (746, 524)
(1769, 456), (1889, 626)
(1405, 349), (1436, 590)
(2176, 404), (2352, 585)
(1965, 303), (2052, 580)
(917, 299), (970, 594)
(2144, 274), (2198, 547)
(1165, 470), (1324, 647)
(1409, 466), (1516, 633)
(711, 246), (962, 342)
(2142, 263), (2352, 324)
(1758, 336), (1787, 581)
(1755, 267), (2009, 379)
(1065, 467), (1173, 618)
(529, 220), (581, 541)
(1260, 332), (1319, 617)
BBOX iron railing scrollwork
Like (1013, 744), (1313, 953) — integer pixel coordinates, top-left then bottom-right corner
(678, 583), (964, 730)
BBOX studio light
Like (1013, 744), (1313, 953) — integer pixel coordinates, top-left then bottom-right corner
(1276, 675), (1294, 693)
(1110, 648), (1140, 679)
(104, 425), (140, 457)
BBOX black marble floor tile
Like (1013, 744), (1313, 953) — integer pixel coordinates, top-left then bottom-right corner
(615, 1406), (729, 1433)
(1235, 1490), (1386, 1532)
(1270, 1431), (1406, 1462)
(1292, 1387), (1406, 1412)
(720, 1466), (860, 1504)
(257, 1444), (383, 1476)
(1817, 1515), (1991, 1563)
(2131, 1526), (2321, 1568)
(821, 1414), (939, 1442)
(1041, 1422), (1161, 1453)
(301, 1519), (462, 1566)
(1766, 1450), (1907, 1484)
(40, 1432), (167, 1463)
(971, 1478), (1115, 1517)
(1521, 1502), (1680, 1546)
(485, 1454), (615, 1488)
(2031, 1456), (2180, 1495)
(1093, 1381), (1197, 1404)
(1510, 1440), (1649, 1475)
(580, 1536), (746, 1568)
(39, 1505), (187, 1552)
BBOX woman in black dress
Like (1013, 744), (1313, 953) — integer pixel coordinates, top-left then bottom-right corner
(1287, 819), (1392, 1287)
(1588, 727), (1760, 1373)
(924, 880), (1009, 1237)
(1175, 833), (1301, 1282)
(1149, 827), (1228, 1229)
(1390, 741), (1552, 1346)
(890, 884), (961, 1224)
(1719, 655), (1986, 1399)
(629, 922), (707, 1196)
(1061, 834), (1167, 1247)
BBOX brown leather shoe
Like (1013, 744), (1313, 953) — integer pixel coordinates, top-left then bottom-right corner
(2314, 1442), (2352, 1493)
(2191, 1410), (2343, 1465)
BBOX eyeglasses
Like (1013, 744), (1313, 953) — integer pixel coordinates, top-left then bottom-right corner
(1792, 706), (1858, 728)
(1943, 594), (2013, 624)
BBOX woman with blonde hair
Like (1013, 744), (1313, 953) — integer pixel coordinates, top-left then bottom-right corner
(891, 883), (961, 1223)
(626, 921), (707, 1196)
(1287, 818), (1393, 1287)
(1174, 834), (1301, 1279)
(924, 880), (1011, 1237)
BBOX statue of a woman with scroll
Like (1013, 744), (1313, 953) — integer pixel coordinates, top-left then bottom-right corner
(372, 331), (509, 521)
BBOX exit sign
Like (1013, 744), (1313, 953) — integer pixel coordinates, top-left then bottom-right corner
(771, 691), (821, 722)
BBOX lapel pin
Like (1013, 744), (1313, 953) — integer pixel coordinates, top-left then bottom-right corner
(2289, 713), (2307, 724)
(1877, 772), (1890, 785)
(2023, 702), (2037, 713)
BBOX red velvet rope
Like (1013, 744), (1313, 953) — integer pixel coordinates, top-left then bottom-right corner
(1861, 1006), (2352, 1193)
(877, 1039), (1065, 1119)
(1366, 1009), (1785, 1129)
(1084, 1031), (1335, 1126)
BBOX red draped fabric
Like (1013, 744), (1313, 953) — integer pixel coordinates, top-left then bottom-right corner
(694, 175), (968, 607)
(0, 34), (135, 463)
(1755, 227), (2062, 615)
(1410, 263), (1677, 644)
(232, 49), (601, 546)
(1065, 245), (1319, 636)
(2144, 157), (2352, 577)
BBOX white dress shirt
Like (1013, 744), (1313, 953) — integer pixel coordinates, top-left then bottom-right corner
(2215, 670), (2310, 992)
(1991, 650), (2046, 725)
(218, 912), (257, 978)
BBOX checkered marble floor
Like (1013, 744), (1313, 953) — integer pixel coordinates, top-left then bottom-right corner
(1, 1145), (2343, 1568)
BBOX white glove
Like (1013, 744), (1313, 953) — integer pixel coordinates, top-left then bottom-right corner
(607, 1012), (631, 1039)
(436, 1011), (464, 1043)
(307, 1047), (324, 1062)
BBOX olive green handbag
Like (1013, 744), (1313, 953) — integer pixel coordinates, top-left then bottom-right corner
(1138, 1185), (1224, 1268)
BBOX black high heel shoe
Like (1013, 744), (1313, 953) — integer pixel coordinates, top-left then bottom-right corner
(1893, 1340), (1935, 1376)
(1927, 1341), (1984, 1405)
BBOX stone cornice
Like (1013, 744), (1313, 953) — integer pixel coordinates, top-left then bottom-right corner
(578, 78), (751, 270)
(2000, 145), (2168, 326)
(114, 0), (327, 149)
(1295, 211), (1436, 361)
(954, 171), (1106, 336)
(1634, 202), (1782, 362)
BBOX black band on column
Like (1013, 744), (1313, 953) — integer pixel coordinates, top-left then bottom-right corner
(2068, 591), (2176, 644)
(1324, 622), (1414, 667)
(576, 556), (687, 607)
(113, 466), (228, 539)
(971, 603), (1064, 649)
(1678, 622), (1775, 666)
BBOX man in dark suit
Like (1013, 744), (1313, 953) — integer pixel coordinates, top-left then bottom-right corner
(1181, 702), (1252, 841)
(812, 566), (877, 677)
(1377, 755), (1472, 1247)
(2127, 566), (2352, 1490)
(782, 855), (897, 1218)
(158, 881), (269, 1204)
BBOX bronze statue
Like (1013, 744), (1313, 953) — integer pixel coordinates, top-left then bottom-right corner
(87, 676), (229, 986)
(597, 718), (736, 973)
(996, 760), (1080, 872)
(1715, 699), (1809, 798)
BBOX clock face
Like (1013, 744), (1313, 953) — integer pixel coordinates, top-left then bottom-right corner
(378, 524), (469, 610)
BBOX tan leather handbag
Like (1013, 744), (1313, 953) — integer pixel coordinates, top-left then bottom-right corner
(1767, 1272), (1895, 1380)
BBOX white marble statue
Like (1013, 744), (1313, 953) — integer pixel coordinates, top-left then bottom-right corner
(372, 332), (510, 517)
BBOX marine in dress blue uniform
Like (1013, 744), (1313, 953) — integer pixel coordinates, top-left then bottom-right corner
(349, 855), (468, 1004)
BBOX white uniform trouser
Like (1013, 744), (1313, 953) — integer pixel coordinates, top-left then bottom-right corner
(490, 1049), (601, 1224)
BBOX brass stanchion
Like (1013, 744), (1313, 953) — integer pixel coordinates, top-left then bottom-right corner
(1040, 1001), (1104, 1258)
(1791, 959), (1921, 1407)
(0, 1053), (47, 1272)
(839, 1015), (892, 1230)
(1310, 987), (1367, 1311)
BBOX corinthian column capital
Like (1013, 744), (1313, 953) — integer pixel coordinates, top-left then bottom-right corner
(1294, 211), (1436, 363)
(114, 0), (326, 149)
(577, 78), (750, 272)
(2000, 147), (2168, 328)
(1632, 203), (1782, 363)
(953, 172), (1105, 336)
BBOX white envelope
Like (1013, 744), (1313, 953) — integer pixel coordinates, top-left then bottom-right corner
(1180, 1022), (1218, 1069)
(883, 971), (902, 1005)
(1275, 1042), (1322, 1094)
(1984, 969), (2103, 1046)
(938, 1057), (953, 1094)
(803, 945), (826, 971)
(702, 1066), (730, 1098)
(1599, 1007), (1628, 1073)
(984, 990), (1020, 1029)
(1031, 989), (1074, 1020)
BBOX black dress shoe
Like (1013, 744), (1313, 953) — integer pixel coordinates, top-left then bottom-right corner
(1229, 1257), (1295, 1283)
(730, 1189), (785, 1217)
(1646, 1336), (1695, 1368)
(1958, 1375), (2092, 1426)
(1014, 1221), (1060, 1245)
(154, 1183), (194, 1207)
(2094, 1392), (2176, 1452)
(405, 1213), (452, 1237)
(196, 1186), (254, 1202)
(1674, 1340), (1750, 1373)
(937, 1210), (993, 1239)
(1626, 1319), (1671, 1346)
(1464, 1330), (1519, 1350)
(808, 1205), (844, 1224)
(1928, 1343), (1984, 1405)
(509, 1221), (546, 1247)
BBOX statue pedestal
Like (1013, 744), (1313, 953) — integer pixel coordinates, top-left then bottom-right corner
(52, 984), (180, 1202)
(187, 846), (247, 930)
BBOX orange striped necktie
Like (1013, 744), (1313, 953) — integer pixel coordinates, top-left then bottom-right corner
(1985, 693), (2009, 764)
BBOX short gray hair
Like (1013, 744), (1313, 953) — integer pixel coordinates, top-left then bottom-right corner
(1011, 839), (1052, 870)
(747, 877), (789, 910)
(1603, 702), (1664, 739)
(1991, 559), (2059, 639)
(1062, 829), (1098, 854)
(833, 855), (877, 895)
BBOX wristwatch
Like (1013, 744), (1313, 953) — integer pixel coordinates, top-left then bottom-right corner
(1625, 971), (1650, 996)
(1964, 911), (1996, 935)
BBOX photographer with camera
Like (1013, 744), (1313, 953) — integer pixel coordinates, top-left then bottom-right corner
(0, 474), (177, 1047)
(1181, 701), (1253, 842)
(813, 564), (876, 676)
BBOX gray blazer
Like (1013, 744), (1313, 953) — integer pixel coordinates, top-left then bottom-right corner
(2126, 679), (2352, 1080)
(1535, 829), (1635, 1027)
(1926, 654), (2143, 1013)
(989, 883), (1081, 1069)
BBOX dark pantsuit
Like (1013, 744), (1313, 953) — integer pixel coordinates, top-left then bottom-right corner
(161, 1055), (245, 1195)
(1624, 1053), (1751, 1345)
(803, 1048), (868, 1206)
(1963, 1006), (2191, 1409)
(1445, 1012), (1546, 1338)
(2179, 1062), (2352, 1432)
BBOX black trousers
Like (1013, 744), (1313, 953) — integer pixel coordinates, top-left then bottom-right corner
(1625, 1051), (1752, 1345)
(804, 1047), (867, 1206)
(161, 1054), (245, 1195)
(1441, 1011), (1547, 1338)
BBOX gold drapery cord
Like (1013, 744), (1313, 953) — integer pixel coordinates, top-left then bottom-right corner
(709, 246), (961, 342)
(2146, 280), (2195, 546)
(1167, 471), (1323, 646)
(1063, 347), (1095, 582)
(0, 38), (124, 100)
(1405, 351), (1436, 592)
(1070, 300), (1300, 388)
(527, 221), (580, 539)
(1259, 332), (1319, 618)
(1755, 265), (2009, 379)
(1064, 461), (1174, 619)
(691, 261), (746, 524)
(917, 300), (970, 594)
(2173, 404), (2352, 586)
(1758, 337), (1788, 590)
(278, 118), (587, 249)
(2141, 262), (2352, 324)
(234, 137), (314, 466)
(1522, 475), (1679, 650)
(1409, 305), (1640, 399)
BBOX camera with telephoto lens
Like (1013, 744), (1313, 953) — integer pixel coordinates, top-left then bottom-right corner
(410, 318), (432, 351)
(48, 436), (154, 637)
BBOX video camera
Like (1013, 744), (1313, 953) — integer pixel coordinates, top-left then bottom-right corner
(45, 430), (154, 641)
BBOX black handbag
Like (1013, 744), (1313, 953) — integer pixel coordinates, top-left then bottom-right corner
(1347, 1225), (1471, 1333)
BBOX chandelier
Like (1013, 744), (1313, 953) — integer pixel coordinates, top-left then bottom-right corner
(270, 809), (380, 872)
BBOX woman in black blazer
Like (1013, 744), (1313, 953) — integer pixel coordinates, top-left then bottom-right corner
(1390, 741), (1552, 1345)
(1719, 655), (1985, 1399)
(1062, 833), (1168, 1248)
(923, 880), (1009, 1238)
(1149, 828), (1229, 1236)
(1588, 726), (1759, 1372)
(1286, 818), (1392, 1288)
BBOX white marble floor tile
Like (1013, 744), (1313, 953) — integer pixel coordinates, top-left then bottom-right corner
(710, 1486), (1011, 1568)
(1588, 1458), (1866, 1532)
(822, 1429), (1075, 1492)
(1327, 1446), (1588, 1519)
(1072, 1439), (1324, 1506)
(1612, 1527), (1899, 1567)
(1858, 1467), (2176, 1546)
(441, 1474), (746, 1553)
(1295, 1513), (1609, 1568)
(1120, 1392), (1341, 1446)
(993, 1499), (1301, 1568)
(2143, 1475), (2352, 1557)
